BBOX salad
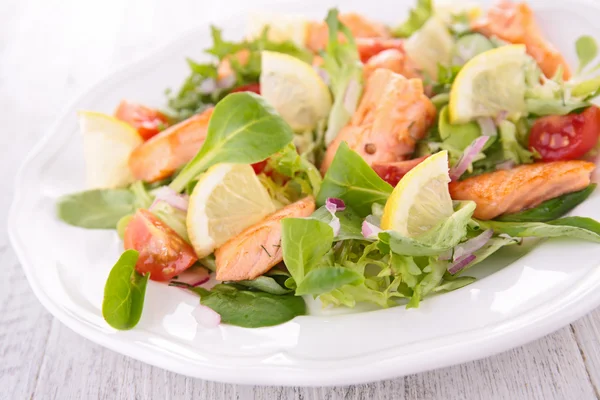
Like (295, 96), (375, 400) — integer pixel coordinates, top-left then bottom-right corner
(57, 0), (600, 330)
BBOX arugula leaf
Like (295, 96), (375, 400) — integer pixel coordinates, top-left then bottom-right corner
(497, 184), (596, 222)
(310, 205), (364, 241)
(322, 9), (364, 146)
(57, 188), (136, 229)
(281, 218), (334, 282)
(169, 92), (294, 192)
(379, 202), (477, 256)
(317, 142), (393, 216)
(191, 284), (305, 328)
(392, 0), (433, 38)
(478, 217), (600, 242)
(102, 250), (150, 330)
(576, 35), (598, 72)
(295, 267), (364, 296)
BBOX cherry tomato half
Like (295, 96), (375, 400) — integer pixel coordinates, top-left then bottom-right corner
(115, 100), (169, 141)
(371, 156), (429, 187)
(230, 83), (261, 94)
(529, 106), (600, 161)
(124, 209), (197, 281)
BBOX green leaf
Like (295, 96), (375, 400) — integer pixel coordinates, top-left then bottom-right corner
(130, 181), (153, 209)
(235, 276), (293, 295)
(576, 35), (598, 72)
(310, 205), (364, 241)
(478, 217), (600, 242)
(190, 284), (306, 328)
(323, 9), (364, 146)
(268, 143), (322, 197)
(102, 250), (150, 330)
(407, 258), (447, 308)
(498, 120), (534, 164)
(317, 142), (393, 216)
(295, 266), (364, 295)
(497, 184), (596, 222)
(438, 106), (481, 147)
(169, 92), (294, 192)
(525, 98), (589, 117)
(392, 0), (433, 38)
(390, 254), (421, 288)
(432, 276), (476, 293)
(281, 218), (334, 282)
(571, 76), (600, 98)
(379, 202), (477, 256)
(56, 189), (136, 229)
(116, 214), (133, 239)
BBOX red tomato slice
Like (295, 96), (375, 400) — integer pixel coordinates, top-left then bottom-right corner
(251, 160), (268, 174)
(356, 38), (404, 63)
(124, 209), (197, 281)
(230, 83), (261, 94)
(115, 100), (169, 141)
(529, 106), (600, 161)
(371, 156), (429, 187)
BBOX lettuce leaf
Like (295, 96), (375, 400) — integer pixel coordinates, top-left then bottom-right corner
(392, 0), (433, 38)
(478, 217), (600, 242)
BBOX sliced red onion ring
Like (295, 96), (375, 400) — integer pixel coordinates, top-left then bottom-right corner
(314, 66), (330, 85)
(325, 197), (346, 212)
(170, 267), (210, 287)
(448, 254), (477, 275)
(477, 117), (497, 137)
(361, 220), (382, 240)
(343, 79), (361, 114)
(453, 229), (493, 261)
(449, 136), (489, 181)
(199, 78), (217, 94)
(494, 110), (509, 126)
(192, 304), (221, 328)
(152, 186), (189, 211)
(496, 160), (515, 170)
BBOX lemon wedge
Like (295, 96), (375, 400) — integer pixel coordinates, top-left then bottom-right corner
(449, 44), (528, 124)
(381, 151), (453, 237)
(78, 111), (142, 189)
(246, 13), (309, 46)
(260, 50), (332, 132)
(404, 16), (454, 80)
(187, 163), (276, 258)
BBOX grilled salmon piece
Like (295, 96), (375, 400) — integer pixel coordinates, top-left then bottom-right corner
(472, 0), (571, 79)
(449, 161), (595, 220)
(306, 13), (390, 53)
(129, 107), (214, 182)
(363, 48), (421, 81)
(215, 196), (316, 281)
(321, 68), (436, 173)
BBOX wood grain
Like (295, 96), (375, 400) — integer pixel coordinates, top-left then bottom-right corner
(1, 0), (600, 399)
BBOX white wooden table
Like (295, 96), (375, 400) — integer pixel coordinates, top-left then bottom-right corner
(3, 1), (600, 399)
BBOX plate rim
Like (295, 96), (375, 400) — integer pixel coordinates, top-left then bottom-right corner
(8, 0), (600, 386)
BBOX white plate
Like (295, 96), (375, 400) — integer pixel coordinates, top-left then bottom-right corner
(8, 0), (600, 386)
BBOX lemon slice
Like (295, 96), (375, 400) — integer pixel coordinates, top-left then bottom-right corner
(78, 111), (142, 189)
(187, 163), (276, 258)
(404, 16), (454, 80)
(381, 151), (453, 237)
(449, 44), (528, 124)
(436, 0), (482, 23)
(246, 13), (309, 46)
(260, 50), (332, 132)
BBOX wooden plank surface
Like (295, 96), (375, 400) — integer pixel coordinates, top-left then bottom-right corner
(1, 0), (599, 399)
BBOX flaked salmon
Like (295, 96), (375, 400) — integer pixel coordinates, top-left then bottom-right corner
(306, 13), (390, 53)
(321, 68), (436, 173)
(129, 107), (214, 182)
(363, 48), (421, 81)
(472, 0), (571, 79)
(449, 161), (594, 220)
(215, 196), (316, 281)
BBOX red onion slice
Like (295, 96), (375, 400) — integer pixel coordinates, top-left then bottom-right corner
(199, 78), (217, 94)
(494, 110), (509, 126)
(170, 267), (210, 287)
(192, 304), (221, 328)
(453, 229), (493, 261)
(361, 220), (382, 240)
(477, 117), (497, 137)
(343, 79), (361, 114)
(152, 186), (189, 211)
(449, 136), (489, 181)
(325, 197), (346, 212)
(448, 254), (476, 275)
